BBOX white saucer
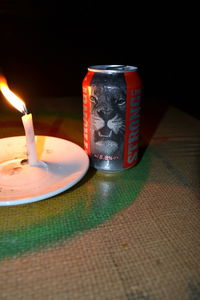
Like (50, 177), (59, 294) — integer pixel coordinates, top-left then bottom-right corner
(0, 136), (89, 206)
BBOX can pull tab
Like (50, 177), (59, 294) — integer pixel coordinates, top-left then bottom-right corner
(106, 65), (127, 70)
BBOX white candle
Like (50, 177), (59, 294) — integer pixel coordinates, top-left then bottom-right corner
(0, 74), (38, 166)
(22, 113), (38, 166)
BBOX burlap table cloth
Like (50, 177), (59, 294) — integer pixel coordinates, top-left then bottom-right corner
(0, 97), (199, 300)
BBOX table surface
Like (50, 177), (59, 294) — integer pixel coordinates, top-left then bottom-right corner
(0, 97), (199, 300)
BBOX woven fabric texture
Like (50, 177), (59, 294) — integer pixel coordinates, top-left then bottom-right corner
(0, 98), (199, 300)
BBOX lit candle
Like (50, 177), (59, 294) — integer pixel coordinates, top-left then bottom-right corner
(0, 74), (38, 166)
(21, 113), (38, 166)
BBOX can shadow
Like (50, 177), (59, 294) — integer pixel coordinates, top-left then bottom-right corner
(69, 165), (97, 192)
(43, 161), (97, 193)
(138, 97), (169, 162)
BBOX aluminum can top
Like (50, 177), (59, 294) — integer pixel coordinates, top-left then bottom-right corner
(88, 65), (138, 74)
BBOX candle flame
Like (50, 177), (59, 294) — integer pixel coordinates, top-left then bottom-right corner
(0, 74), (27, 114)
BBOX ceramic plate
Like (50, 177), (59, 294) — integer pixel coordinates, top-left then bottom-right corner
(0, 136), (89, 206)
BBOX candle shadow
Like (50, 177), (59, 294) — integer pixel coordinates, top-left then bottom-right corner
(138, 97), (169, 162)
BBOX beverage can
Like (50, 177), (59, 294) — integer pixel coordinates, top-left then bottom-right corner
(82, 65), (142, 171)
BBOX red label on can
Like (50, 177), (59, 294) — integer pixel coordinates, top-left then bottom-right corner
(82, 71), (94, 155)
(83, 66), (142, 171)
(123, 73), (141, 168)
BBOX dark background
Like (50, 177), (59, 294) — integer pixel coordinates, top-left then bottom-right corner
(0, 1), (197, 118)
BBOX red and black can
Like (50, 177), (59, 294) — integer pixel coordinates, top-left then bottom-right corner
(82, 65), (142, 172)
